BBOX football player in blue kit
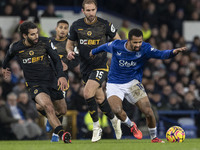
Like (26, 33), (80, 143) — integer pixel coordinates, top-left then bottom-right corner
(90, 28), (187, 143)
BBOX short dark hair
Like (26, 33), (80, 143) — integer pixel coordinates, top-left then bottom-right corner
(19, 21), (37, 35)
(128, 28), (143, 40)
(57, 20), (69, 26)
(82, 0), (97, 9)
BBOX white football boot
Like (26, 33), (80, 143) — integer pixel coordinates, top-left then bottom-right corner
(111, 117), (122, 139)
(91, 127), (102, 142)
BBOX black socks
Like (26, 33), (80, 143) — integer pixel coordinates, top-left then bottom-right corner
(38, 110), (47, 117)
(54, 125), (64, 138)
(86, 96), (98, 122)
(98, 99), (114, 119)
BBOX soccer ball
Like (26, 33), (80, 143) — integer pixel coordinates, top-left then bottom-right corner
(166, 126), (185, 143)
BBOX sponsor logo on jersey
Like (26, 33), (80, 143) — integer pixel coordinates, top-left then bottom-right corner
(117, 52), (122, 56)
(119, 60), (137, 67)
(80, 39), (100, 45)
(22, 55), (44, 64)
(87, 31), (92, 36)
(29, 50), (34, 56)
(136, 52), (141, 58)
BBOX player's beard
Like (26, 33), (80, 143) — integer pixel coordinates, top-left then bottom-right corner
(87, 15), (95, 23)
(27, 37), (38, 45)
(130, 43), (140, 51)
(130, 44), (136, 51)
(134, 46), (140, 51)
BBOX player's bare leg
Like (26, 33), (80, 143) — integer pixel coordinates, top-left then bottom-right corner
(108, 96), (142, 139)
(107, 96), (126, 121)
(84, 79), (101, 101)
(35, 93), (60, 128)
(36, 101), (63, 133)
(135, 97), (156, 128)
(36, 103), (44, 114)
(48, 99), (67, 142)
(53, 98), (67, 115)
(136, 97), (164, 143)
(95, 89), (122, 139)
(35, 93), (71, 143)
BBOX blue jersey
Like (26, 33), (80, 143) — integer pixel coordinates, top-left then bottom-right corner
(92, 40), (176, 84)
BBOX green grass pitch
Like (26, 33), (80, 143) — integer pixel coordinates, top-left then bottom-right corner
(0, 139), (200, 150)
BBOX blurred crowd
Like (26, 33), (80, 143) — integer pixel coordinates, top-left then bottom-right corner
(0, 0), (200, 139)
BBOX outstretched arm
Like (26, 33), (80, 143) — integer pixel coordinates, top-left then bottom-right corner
(147, 46), (187, 59)
(173, 47), (187, 54)
(89, 41), (115, 58)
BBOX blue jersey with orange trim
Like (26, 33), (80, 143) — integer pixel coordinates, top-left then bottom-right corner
(92, 40), (175, 84)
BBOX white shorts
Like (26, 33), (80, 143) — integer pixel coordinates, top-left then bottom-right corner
(106, 79), (147, 104)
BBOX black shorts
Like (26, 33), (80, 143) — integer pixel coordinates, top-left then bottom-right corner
(27, 85), (64, 102)
(82, 69), (108, 86)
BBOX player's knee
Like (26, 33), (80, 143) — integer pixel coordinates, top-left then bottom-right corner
(36, 104), (43, 111)
(95, 98), (104, 104)
(56, 102), (67, 115)
(83, 92), (93, 99)
(113, 106), (123, 115)
(83, 87), (95, 99)
(58, 107), (67, 115)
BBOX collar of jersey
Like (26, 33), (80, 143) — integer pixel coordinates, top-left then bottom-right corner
(84, 16), (97, 25)
(55, 37), (67, 41)
(124, 41), (134, 52)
